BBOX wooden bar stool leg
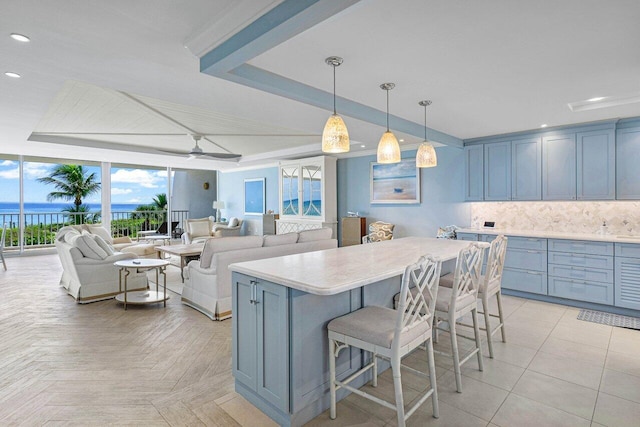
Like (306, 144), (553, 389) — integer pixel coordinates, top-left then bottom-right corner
(482, 294), (495, 358)
(496, 292), (507, 342)
(472, 307), (484, 372)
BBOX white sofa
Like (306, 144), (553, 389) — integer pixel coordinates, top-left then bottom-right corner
(182, 228), (337, 320)
(55, 225), (150, 303)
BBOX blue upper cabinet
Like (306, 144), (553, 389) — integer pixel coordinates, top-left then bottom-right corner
(616, 126), (640, 199)
(511, 137), (542, 200)
(464, 145), (484, 201)
(484, 141), (511, 200)
(543, 134), (576, 200)
(577, 129), (615, 200)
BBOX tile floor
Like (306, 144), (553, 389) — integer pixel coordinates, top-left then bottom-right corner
(1, 253), (640, 426)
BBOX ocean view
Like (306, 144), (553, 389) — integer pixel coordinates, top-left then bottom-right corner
(0, 202), (141, 214)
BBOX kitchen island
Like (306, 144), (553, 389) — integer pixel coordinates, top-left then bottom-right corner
(229, 237), (486, 426)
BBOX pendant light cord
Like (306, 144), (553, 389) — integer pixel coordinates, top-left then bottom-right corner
(333, 65), (337, 115)
(386, 89), (390, 131)
(424, 104), (427, 141)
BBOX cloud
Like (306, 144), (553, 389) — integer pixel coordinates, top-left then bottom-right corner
(111, 169), (162, 188)
(0, 160), (15, 166)
(127, 197), (143, 203)
(23, 162), (52, 179)
(0, 162), (53, 179)
(0, 168), (19, 179)
(111, 188), (133, 195)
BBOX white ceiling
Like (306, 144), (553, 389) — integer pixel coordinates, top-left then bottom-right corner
(2, 0), (640, 171)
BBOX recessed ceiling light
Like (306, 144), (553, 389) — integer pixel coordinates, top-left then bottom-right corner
(10, 33), (30, 42)
(4, 72), (21, 78)
(587, 97), (604, 102)
(540, 124), (548, 128)
(360, 144), (366, 148)
(399, 139), (404, 142)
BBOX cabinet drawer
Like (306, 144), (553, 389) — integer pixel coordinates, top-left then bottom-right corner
(502, 268), (547, 295)
(548, 252), (613, 269)
(548, 239), (613, 256)
(480, 234), (497, 243)
(505, 248), (547, 272)
(505, 236), (547, 251)
(548, 277), (613, 305)
(615, 243), (640, 259)
(548, 264), (613, 284)
(457, 233), (478, 241)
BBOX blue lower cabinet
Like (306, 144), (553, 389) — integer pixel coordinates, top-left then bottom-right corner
(457, 232), (478, 241)
(615, 257), (640, 310)
(505, 248), (547, 272)
(232, 274), (289, 413)
(502, 268), (547, 294)
(548, 277), (614, 305)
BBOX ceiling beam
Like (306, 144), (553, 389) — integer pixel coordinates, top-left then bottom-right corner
(197, 0), (463, 148)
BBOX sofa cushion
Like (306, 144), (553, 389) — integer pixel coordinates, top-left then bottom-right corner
(86, 224), (114, 244)
(228, 217), (239, 227)
(297, 228), (333, 243)
(92, 234), (115, 256)
(200, 236), (263, 269)
(121, 244), (156, 257)
(189, 220), (211, 238)
(263, 232), (298, 247)
(72, 233), (109, 260)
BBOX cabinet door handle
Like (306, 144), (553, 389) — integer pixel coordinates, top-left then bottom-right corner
(249, 280), (257, 304)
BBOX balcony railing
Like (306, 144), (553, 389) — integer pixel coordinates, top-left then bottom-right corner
(1, 210), (190, 250)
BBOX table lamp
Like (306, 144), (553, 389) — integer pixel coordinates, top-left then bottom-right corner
(212, 201), (225, 222)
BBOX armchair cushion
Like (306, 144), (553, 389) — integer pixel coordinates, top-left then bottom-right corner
(298, 227), (333, 243)
(263, 232), (298, 247)
(228, 217), (239, 227)
(189, 220), (211, 238)
(72, 234), (109, 260)
(92, 234), (115, 256)
(112, 236), (133, 244)
(87, 224), (114, 244)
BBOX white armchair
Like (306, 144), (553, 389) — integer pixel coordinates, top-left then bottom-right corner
(213, 217), (243, 237)
(181, 217), (214, 244)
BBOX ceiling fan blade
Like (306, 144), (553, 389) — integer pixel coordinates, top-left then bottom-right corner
(202, 152), (242, 159)
(156, 148), (189, 156)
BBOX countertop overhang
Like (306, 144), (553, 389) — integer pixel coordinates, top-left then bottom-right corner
(230, 237), (488, 295)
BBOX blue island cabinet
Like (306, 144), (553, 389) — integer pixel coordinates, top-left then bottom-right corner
(232, 272), (363, 426)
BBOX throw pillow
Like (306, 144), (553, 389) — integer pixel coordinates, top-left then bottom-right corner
(72, 234), (109, 260)
(92, 234), (115, 256)
(189, 220), (211, 238)
(297, 228), (333, 243)
(87, 224), (114, 244)
(228, 217), (239, 227)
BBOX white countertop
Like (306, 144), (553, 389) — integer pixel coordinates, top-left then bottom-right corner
(457, 228), (640, 244)
(229, 237), (487, 296)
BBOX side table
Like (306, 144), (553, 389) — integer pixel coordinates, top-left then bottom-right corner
(114, 259), (170, 310)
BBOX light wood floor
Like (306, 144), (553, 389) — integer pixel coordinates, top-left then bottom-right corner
(2, 254), (640, 426)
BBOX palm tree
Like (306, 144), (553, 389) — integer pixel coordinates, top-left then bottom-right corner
(133, 193), (167, 228)
(37, 165), (101, 213)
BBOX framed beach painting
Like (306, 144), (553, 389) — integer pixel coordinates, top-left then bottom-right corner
(244, 178), (266, 215)
(370, 159), (421, 204)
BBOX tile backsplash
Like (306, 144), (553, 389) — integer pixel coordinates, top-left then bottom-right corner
(470, 201), (640, 235)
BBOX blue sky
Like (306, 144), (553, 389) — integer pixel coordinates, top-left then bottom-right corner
(0, 160), (169, 204)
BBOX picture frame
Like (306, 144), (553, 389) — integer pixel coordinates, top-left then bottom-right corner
(244, 178), (266, 215)
(370, 159), (421, 204)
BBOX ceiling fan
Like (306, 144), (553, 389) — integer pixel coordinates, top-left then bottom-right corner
(157, 135), (241, 160)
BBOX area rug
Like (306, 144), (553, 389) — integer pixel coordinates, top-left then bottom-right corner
(577, 309), (640, 330)
(147, 262), (183, 295)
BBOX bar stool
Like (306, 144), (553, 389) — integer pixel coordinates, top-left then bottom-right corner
(434, 242), (486, 393)
(440, 235), (508, 358)
(328, 255), (442, 426)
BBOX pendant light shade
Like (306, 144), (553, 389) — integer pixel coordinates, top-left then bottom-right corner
(416, 100), (437, 168)
(377, 83), (401, 163)
(322, 56), (350, 153)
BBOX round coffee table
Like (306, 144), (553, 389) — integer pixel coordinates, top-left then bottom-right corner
(114, 258), (170, 310)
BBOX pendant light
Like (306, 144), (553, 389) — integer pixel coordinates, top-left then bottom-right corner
(416, 100), (437, 168)
(322, 56), (350, 153)
(377, 83), (401, 163)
